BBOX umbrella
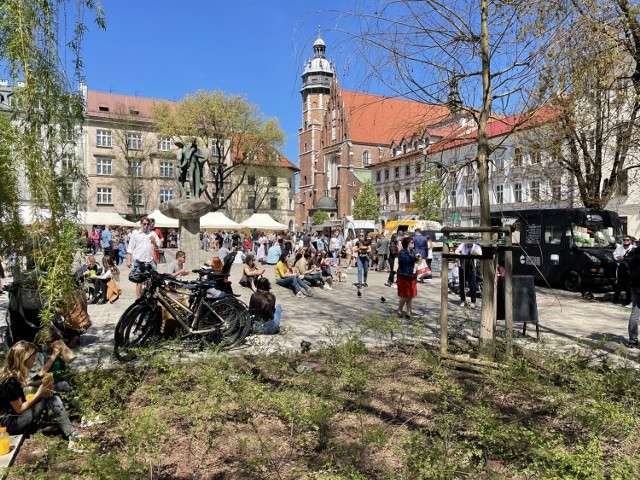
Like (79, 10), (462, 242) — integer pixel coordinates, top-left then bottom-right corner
(240, 213), (287, 231)
(143, 209), (179, 228)
(200, 211), (240, 230)
(78, 211), (137, 227)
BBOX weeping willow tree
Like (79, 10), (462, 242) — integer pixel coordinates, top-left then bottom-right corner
(0, 1), (105, 322)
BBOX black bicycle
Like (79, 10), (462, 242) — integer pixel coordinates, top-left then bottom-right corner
(113, 263), (250, 361)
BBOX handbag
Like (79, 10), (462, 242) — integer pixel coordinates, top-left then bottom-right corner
(106, 279), (121, 302)
(61, 288), (92, 331)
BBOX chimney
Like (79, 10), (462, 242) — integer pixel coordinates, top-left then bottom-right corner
(0, 79), (7, 87)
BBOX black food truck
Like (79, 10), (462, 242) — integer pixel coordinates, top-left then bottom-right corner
(491, 209), (622, 292)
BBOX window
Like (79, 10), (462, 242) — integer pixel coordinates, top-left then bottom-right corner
(513, 148), (523, 167)
(416, 163), (422, 174)
(328, 155), (338, 188)
(495, 150), (505, 169)
(157, 137), (171, 152)
(449, 191), (457, 209)
(466, 163), (473, 175)
(402, 144), (407, 154)
(405, 189), (411, 203)
(270, 197), (279, 210)
(413, 140), (419, 150)
(395, 167), (400, 178)
(127, 132), (142, 150)
(466, 189), (473, 206)
(270, 176), (278, 187)
(96, 187), (112, 204)
(395, 191), (400, 205)
(384, 192), (388, 205)
(159, 162), (174, 178)
(551, 179), (561, 200)
(60, 156), (73, 173)
(303, 142), (307, 152)
(495, 185), (504, 204)
(587, 130), (595, 150)
(405, 164), (411, 176)
(531, 180), (540, 201)
(376, 171), (381, 182)
(96, 129), (111, 147)
(247, 196), (256, 210)
(530, 150), (541, 164)
(160, 189), (173, 203)
(128, 161), (142, 177)
(392, 147), (397, 156)
(96, 157), (112, 175)
(385, 169), (389, 180)
(616, 170), (629, 196)
(247, 174), (256, 186)
(514, 183), (522, 203)
(128, 188), (143, 206)
(362, 150), (370, 166)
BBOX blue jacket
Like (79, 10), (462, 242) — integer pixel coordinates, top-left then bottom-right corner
(397, 249), (417, 276)
(412, 234), (428, 258)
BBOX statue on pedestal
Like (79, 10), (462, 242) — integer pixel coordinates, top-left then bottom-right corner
(176, 138), (207, 199)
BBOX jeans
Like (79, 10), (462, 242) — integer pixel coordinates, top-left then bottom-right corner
(628, 289), (640, 342)
(459, 264), (477, 303)
(332, 249), (339, 266)
(276, 276), (309, 294)
(11, 394), (75, 437)
(357, 256), (369, 285)
(387, 254), (397, 284)
(252, 304), (282, 334)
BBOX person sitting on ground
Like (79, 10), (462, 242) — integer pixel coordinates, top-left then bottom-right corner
(448, 260), (460, 293)
(89, 256), (120, 304)
(0, 341), (83, 451)
(249, 277), (282, 335)
(317, 250), (336, 285)
(166, 250), (189, 280)
(275, 252), (312, 297)
(77, 255), (103, 300)
(266, 240), (283, 265)
(29, 326), (73, 394)
(415, 253), (432, 283)
(240, 254), (265, 292)
(295, 250), (330, 290)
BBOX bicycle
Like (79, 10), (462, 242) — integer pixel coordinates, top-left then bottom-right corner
(113, 263), (251, 361)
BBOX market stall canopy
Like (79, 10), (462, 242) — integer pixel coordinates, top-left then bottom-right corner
(142, 209), (179, 228)
(240, 213), (287, 231)
(18, 204), (50, 225)
(200, 211), (240, 230)
(78, 211), (137, 227)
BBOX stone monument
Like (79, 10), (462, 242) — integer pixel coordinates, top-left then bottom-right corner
(159, 139), (211, 267)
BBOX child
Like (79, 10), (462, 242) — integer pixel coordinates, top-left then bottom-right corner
(89, 256), (120, 304)
(0, 341), (82, 451)
(30, 326), (74, 393)
(414, 253), (432, 283)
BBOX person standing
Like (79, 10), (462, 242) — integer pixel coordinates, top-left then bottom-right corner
(626, 246), (640, 347)
(330, 231), (342, 267)
(377, 235), (390, 272)
(101, 225), (113, 261)
(412, 228), (428, 258)
(455, 241), (482, 308)
(396, 236), (417, 317)
(385, 233), (399, 287)
(126, 217), (160, 299)
(149, 218), (164, 264)
(426, 235), (434, 269)
(614, 236), (635, 306)
(354, 230), (372, 287)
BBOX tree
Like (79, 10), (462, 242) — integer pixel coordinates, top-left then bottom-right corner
(352, 180), (381, 220)
(0, 1), (104, 322)
(153, 91), (285, 211)
(525, 0), (640, 209)
(109, 105), (157, 219)
(413, 168), (445, 220)
(312, 210), (329, 225)
(245, 164), (281, 214)
(337, 0), (546, 349)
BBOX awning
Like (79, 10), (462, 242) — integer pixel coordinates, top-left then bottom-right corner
(200, 211), (240, 230)
(78, 211), (137, 227)
(142, 209), (179, 228)
(240, 213), (287, 231)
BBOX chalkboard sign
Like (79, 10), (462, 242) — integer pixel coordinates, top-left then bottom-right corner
(497, 275), (539, 338)
(526, 224), (541, 245)
(431, 252), (442, 273)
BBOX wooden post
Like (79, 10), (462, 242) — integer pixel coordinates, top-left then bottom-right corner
(505, 233), (513, 357)
(440, 239), (449, 356)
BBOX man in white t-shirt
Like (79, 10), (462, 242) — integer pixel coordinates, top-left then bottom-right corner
(454, 241), (482, 308)
(126, 216), (161, 298)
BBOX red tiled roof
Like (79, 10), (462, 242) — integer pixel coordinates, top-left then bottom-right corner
(86, 90), (173, 120)
(341, 91), (450, 145)
(277, 154), (299, 171)
(428, 108), (558, 154)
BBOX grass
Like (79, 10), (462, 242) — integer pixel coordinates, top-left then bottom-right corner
(6, 315), (640, 479)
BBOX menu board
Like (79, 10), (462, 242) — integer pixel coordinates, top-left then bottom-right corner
(431, 252), (442, 273)
(526, 224), (541, 245)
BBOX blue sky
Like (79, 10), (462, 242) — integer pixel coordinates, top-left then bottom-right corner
(82, 1), (368, 165)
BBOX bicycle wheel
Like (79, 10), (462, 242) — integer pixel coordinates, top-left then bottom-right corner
(114, 301), (160, 361)
(197, 298), (250, 349)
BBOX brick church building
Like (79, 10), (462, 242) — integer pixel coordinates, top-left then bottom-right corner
(294, 35), (450, 228)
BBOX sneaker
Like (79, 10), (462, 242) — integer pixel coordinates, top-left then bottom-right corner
(470, 302), (477, 309)
(303, 289), (314, 297)
(296, 291), (305, 298)
(323, 284), (332, 291)
(625, 303), (633, 309)
(628, 340), (639, 348)
(384, 282), (391, 287)
(363, 283), (368, 288)
(460, 301), (467, 307)
(68, 433), (86, 453)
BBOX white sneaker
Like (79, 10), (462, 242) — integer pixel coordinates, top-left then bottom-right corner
(296, 291), (305, 298)
(470, 302), (477, 309)
(460, 301), (466, 307)
(323, 284), (332, 290)
(625, 302), (633, 308)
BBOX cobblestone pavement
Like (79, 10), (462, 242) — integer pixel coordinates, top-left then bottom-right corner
(0, 249), (636, 372)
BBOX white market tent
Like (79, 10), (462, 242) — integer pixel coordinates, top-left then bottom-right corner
(143, 209), (179, 228)
(78, 211), (137, 227)
(240, 213), (287, 231)
(18, 204), (50, 225)
(200, 211), (240, 230)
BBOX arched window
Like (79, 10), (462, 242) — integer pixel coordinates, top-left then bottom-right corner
(328, 155), (339, 188)
(362, 150), (370, 166)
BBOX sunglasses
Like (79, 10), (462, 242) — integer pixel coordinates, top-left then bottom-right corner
(141, 222), (149, 226)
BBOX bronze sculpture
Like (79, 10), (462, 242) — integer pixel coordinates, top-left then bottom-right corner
(176, 138), (207, 199)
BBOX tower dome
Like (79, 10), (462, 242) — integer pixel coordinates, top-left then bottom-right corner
(301, 34), (334, 95)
